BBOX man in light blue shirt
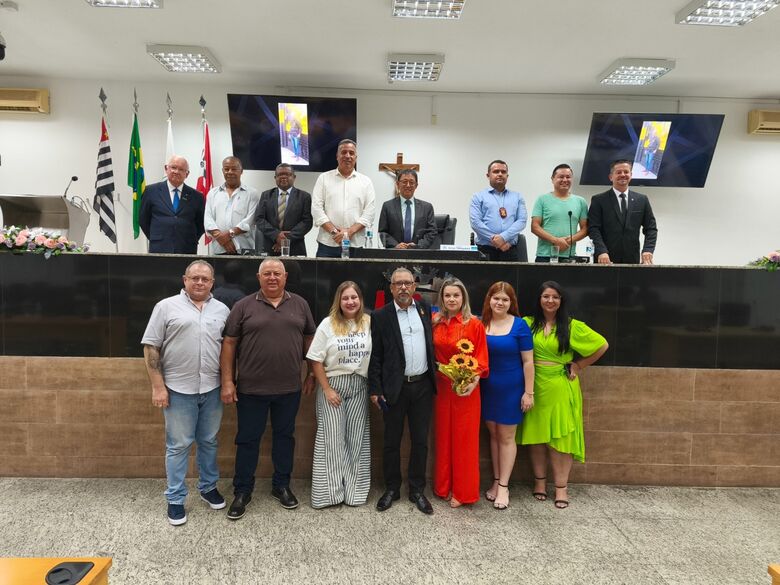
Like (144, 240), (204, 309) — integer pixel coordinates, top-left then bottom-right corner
(469, 160), (528, 261)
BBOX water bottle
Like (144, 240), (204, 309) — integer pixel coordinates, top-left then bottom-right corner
(365, 229), (374, 249)
(341, 232), (350, 259)
(585, 238), (594, 262)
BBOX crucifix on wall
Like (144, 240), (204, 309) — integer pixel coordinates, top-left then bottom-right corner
(378, 153), (420, 196)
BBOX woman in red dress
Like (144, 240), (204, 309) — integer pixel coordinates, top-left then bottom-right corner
(432, 277), (489, 507)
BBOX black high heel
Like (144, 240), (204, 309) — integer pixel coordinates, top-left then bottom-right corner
(485, 477), (499, 502)
(532, 476), (547, 501)
(554, 484), (569, 509)
(494, 483), (509, 510)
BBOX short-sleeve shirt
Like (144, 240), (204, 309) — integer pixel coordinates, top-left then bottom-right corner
(306, 316), (372, 378)
(522, 316), (606, 363)
(223, 290), (316, 395)
(141, 290), (230, 395)
(532, 192), (589, 258)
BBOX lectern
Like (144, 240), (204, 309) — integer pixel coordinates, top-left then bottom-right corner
(0, 194), (90, 244)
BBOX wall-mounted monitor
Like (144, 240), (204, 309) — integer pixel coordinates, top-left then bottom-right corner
(226, 94), (357, 172)
(580, 113), (725, 188)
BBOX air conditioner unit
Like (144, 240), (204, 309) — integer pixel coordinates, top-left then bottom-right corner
(748, 109), (780, 135)
(0, 88), (50, 113)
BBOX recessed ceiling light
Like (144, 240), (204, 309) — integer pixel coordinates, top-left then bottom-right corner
(599, 59), (676, 86)
(392, 0), (465, 19)
(387, 53), (445, 82)
(676, 0), (780, 26)
(147, 44), (221, 73)
(85, 0), (162, 7)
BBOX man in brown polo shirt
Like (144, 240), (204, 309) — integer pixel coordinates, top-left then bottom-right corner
(220, 258), (316, 519)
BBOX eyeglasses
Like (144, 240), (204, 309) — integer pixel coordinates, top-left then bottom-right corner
(391, 281), (415, 288)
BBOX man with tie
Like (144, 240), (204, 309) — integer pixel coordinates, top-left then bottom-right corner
(469, 160), (528, 261)
(368, 267), (437, 515)
(377, 170), (437, 249)
(255, 163), (313, 256)
(204, 156), (260, 255)
(587, 159), (658, 264)
(139, 155), (205, 254)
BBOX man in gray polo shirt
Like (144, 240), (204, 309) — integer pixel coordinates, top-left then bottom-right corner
(220, 258), (316, 519)
(142, 260), (230, 526)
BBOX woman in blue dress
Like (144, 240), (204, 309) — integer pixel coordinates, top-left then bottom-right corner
(480, 281), (534, 509)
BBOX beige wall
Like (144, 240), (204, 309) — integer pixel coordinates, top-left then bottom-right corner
(1, 357), (778, 487)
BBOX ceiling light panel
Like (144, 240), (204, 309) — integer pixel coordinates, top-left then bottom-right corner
(599, 59), (676, 86)
(147, 44), (221, 73)
(676, 0), (780, 26)
(392, 1), (465, 19)
(85, 0), (163, 7)
(387, 53), (445, 82)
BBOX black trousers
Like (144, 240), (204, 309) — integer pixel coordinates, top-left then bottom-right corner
(382, 377), (434, 493)
(477, 244), (519, 262)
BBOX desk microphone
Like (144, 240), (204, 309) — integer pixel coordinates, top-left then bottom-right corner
(63, 175), (78, 197)
(568, 210), (574, 259)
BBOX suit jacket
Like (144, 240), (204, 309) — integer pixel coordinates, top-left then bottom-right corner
(368, 298), (437, 405)
(254, 186), (313, 256)
(378, 197), (437, 249)
(139, 181), (205, 254)
(588, 189), (658, 264)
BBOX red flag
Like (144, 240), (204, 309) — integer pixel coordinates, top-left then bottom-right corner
(196, 120), (214, 243)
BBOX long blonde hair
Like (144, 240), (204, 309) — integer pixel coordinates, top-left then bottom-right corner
(329, 281), (369, 336)
(433, 277), (472, 324)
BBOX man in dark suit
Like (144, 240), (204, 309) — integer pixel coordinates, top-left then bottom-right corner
(378, 169), (437, 249)
(588, 159), (658, 264)
(139, 155), (205, 254)
(255, 163), (313, 256)
(368, 267), (436, 515)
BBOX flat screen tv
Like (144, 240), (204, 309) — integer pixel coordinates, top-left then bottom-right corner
(580, 113), (725, 187)
(226, 94), (357, 172)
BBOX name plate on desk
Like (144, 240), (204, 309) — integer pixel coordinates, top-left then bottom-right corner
(350, 248), (483, 261)
(439, 244), (479, 252)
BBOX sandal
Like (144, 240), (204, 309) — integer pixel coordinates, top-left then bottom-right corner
(554, 484), (569, 509)
(493, 483), (509, 510)
(485, 478), (499, 502)
(532, 476), (547, 501)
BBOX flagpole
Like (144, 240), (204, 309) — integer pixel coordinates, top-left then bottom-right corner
(94, 88), (120, 253)
(165, 92), (174, 163)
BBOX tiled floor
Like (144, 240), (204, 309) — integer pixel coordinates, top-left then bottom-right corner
(1, 478), (778, 584)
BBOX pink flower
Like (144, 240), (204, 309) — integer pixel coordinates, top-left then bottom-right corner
(19, 229), (30, 238)
(768, 252), (780, 262)
(34, 234), (47, 245)
(44, 238), (57, 249)
(0, 234), (5, 245)
(57, 236), (69, 244)
(15, 235), (27, 246)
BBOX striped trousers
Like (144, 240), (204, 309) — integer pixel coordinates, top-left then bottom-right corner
(311, 373), (371, 509)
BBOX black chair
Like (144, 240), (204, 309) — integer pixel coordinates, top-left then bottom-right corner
(431, 214), (457, 249)
(516, 234), (528, 262)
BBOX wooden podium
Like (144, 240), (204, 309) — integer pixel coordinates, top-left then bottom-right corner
(0, 558), (112, 585)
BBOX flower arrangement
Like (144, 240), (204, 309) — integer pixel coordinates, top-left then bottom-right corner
(749, 250), (780, 272)
(438, 338), (481, 395)
(0, 225), (88, 259)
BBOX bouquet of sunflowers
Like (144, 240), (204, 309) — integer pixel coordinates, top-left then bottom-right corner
(438, 338), (481, 395)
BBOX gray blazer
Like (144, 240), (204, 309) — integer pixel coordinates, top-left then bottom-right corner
(378, 197), (437, 249)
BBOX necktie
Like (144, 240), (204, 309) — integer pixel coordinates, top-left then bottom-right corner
(403, 200), (412, 242)
(619, 192), (627, 219)
(172, 188), (180, 213)
(278, 191), (288, 227)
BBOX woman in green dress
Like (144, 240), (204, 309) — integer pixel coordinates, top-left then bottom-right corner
(519, 281), (608, 508)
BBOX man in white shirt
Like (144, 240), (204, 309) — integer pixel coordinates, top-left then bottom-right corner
(204, 156), (259, 255)
(311, 139), (376, 258)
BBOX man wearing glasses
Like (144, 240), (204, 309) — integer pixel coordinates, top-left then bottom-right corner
(141, 260), (230, 526)
(378, 169), (437, 250)
(368, 268), (437, 515)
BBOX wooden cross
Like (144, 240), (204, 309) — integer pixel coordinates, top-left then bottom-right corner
(378, 153), (420, 177)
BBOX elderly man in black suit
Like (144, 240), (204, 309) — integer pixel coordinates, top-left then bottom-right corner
(368, 267), (437, 515)
(378, 170), (437, 249)
(588, 159), (658, 264)
(255, 164), (313, 256)
(139, 155), (205, 254)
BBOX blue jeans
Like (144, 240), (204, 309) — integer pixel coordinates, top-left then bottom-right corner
(233, 391), (301, 495)
(163, 388), (223, 504)
(316, 242), (342, 258)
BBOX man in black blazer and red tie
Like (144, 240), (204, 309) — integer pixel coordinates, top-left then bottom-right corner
(254, 164), (313, 256)
(368, 267), (437, 515)
(139, 155), (205, 254)
(588, 159), (658, 264)
(378, 170), (437, 249)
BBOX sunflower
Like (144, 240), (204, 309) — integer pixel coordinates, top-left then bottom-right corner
(465, 356), (479, 371)
(455, 338), (474, 354)
(449, 353), (468, 367)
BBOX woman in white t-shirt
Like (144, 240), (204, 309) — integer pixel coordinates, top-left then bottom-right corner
(306, 280), (372, 508)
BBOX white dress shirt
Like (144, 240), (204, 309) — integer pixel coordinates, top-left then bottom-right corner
(311, 168), (376, 247)
(204, 183), (260, 254)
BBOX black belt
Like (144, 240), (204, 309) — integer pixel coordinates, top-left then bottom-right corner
(402, 373), (426, 383)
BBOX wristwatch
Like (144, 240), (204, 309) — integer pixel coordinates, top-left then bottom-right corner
(228, 228), (236, 238)
(329, 227), (339, 235)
